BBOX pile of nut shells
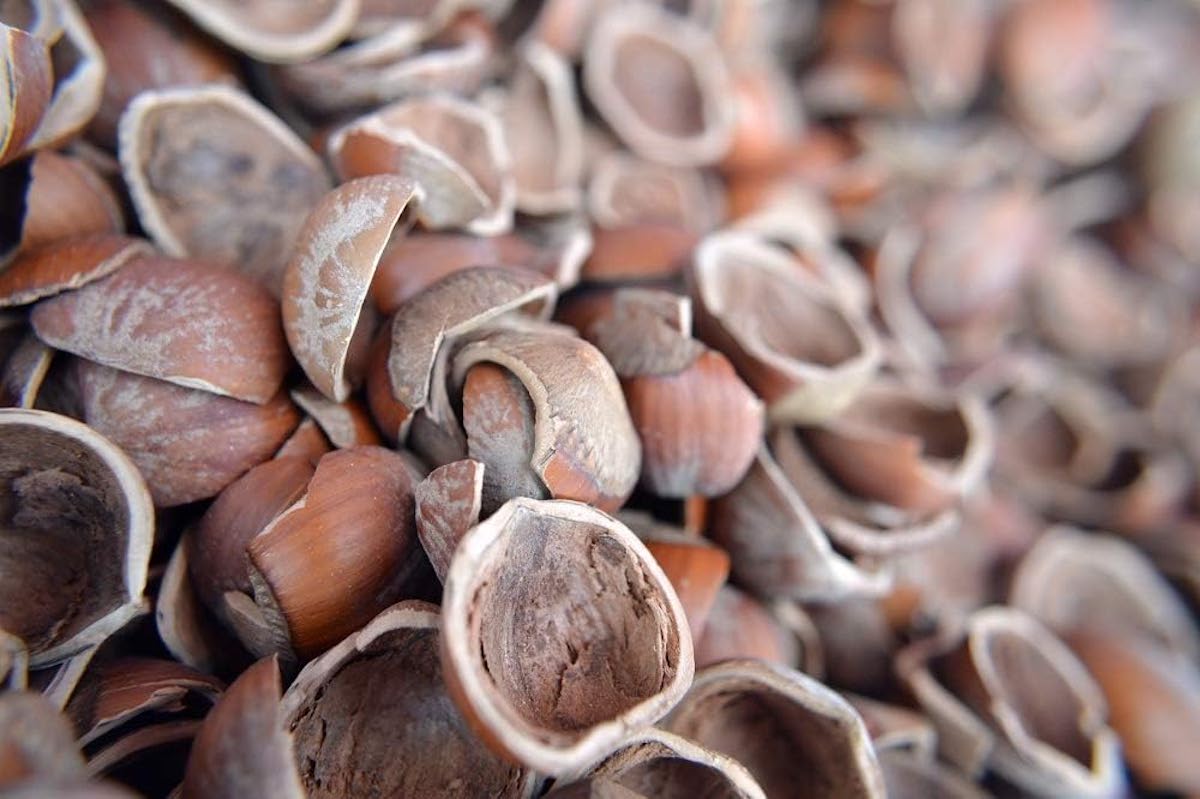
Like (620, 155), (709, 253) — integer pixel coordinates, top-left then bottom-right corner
(2, 0), (1200, 796)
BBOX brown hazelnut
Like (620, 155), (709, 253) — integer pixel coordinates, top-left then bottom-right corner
(232, 447), (424, 661)
(180, 655), (303, 799)
(441, 498), (693, 775)
(586, 288), (763, 498)
(74, 359), (300, 507)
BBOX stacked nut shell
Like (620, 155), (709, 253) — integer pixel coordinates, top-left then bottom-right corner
(2, 0), (1200, 797)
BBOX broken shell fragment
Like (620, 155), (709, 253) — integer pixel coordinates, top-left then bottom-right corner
(773, 378), (992, 557)
(663, 659), (886, 799)
(1009, 526), (1200, 661)
(277, 11), (498, 114)
(118, 85), (331, 296)
(898, 606), (1123, 798)
(387, 266), (557, 449)
(281, 600), (540, 798)
(440, 498), (693, 775)
(24, 0), (105, 152)
(558, 728), (766, 799)
(0, 22), (52, 168)
(692, 231), (881, 423)
(283, 174), (420, 403)
(454, 324), (641, 513)
(162, 0), (358, 63)
(584, 3), (734, 166)
(0, 408), (152, 667)
(414, 458), (484, 582)
(501, 42), (584, 215)
(0, 235), (152, 309)
(330, 93), (515, 235)
(32, 254), (289, 405)
(709, 446), (889, 601)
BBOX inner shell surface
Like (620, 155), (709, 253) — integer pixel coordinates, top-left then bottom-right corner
(473, 508), (679, 743)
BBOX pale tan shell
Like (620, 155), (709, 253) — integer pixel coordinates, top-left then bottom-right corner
(283, 175), (420, 403)
(692, 231), (881, 423)
(583, 3), (734, 166)
(0, 408), (153, 667)
(451, 324), (642, 512)
(558, 728), (766, 799)
(25, 0), (105, 151)
(118, 85), (331, 296)
(440, 498), (693, 775)
(663, 659), (886, 799)
(162, 0), (359, 63)
(329, 93), (515, 235)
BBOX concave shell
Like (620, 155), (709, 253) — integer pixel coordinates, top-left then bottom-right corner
(774, 378), (993, 557)
(280, 600), (539, 798)
(453, 324), (641, 513)
(692, 231), (880, 423)
(663, 659), (886, 799)
(23, 0), (104, 151)
(0, 22), (52, 168)
(586, 289), (762, 498)
(31, 254), (288, 405)
(709, 445), (889, 601)
(588, 152), (723, 232)
(276, 12), (497, 115)
(892, 0), (992, 116)
(558, 728), (766, 799)
(283, 174), (420, 403)
(898, 606), (1123, 798)
(387, 266), (557, 446)
(878, 748), (994, 799)
(440, 497), (693, 775)
(329, 93), (515, 236)
(1009, 526), (1200, 662)
(501, 41), (584, 214)
(0, 408), (152, 667)
(119, 85), (331, 296)
(161, 0), (358, 63)
(584, 3), (734, 166)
